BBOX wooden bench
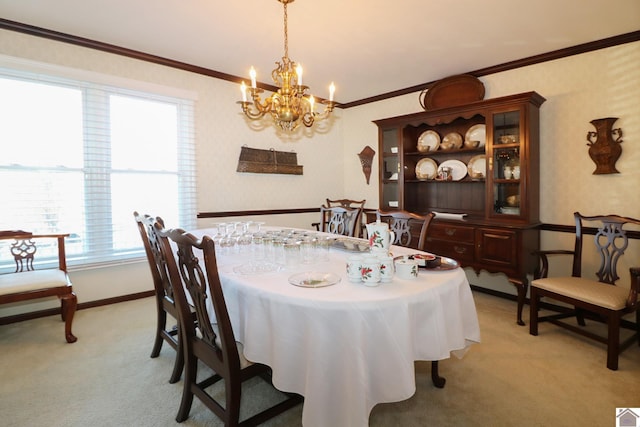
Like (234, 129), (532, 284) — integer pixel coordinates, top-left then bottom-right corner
(0, 231), (77, 343)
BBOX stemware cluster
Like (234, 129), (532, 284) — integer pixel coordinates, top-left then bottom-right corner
(211, 222), (333, 270)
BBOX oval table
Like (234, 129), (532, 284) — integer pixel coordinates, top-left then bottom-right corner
(192, 228), (481, 427)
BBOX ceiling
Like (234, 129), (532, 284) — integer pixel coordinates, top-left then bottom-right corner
(1, 0), (639, 105)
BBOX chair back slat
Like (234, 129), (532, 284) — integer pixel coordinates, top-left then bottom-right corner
(156, 227), (241, 375)
(573, 212), (640, 285)
(10, 238), (36, 272)
(320, 206), (362, 237)
(134, 212), (174, 302)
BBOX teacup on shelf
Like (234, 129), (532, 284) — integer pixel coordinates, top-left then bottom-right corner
(439, 141), (454, 150)
(498, 134), (517, 144)
(464, 140), (480, 148)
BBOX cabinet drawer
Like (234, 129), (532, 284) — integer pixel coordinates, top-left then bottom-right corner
(427, 238), (475, 263)
(429, 223), (475, 243)
(475, 228), (519, 271)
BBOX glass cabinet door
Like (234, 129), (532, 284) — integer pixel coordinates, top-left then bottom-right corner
(490, 110), (522, 217)
(380, 128), (400, 210)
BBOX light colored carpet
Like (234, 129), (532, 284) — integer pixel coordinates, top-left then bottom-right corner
(1, 291), (638, 427)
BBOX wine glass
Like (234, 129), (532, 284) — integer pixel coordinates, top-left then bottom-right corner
(237, 222), (253, 254)
(211, 222), (227, 246)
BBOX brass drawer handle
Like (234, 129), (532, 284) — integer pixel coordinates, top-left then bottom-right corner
(454, 246), (466, 254)
(445, 228), (456, 236)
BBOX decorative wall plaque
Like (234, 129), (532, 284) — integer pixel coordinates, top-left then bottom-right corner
(236, 146), (302, 175)
(357, 145), (376, 185)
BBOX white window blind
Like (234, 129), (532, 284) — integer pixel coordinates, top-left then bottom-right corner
(0, 63), (196, 270)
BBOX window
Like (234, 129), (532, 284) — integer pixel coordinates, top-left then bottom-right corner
(0, 60), (196, 270)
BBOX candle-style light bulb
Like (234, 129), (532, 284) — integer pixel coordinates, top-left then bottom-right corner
(250, 67), (257, 88)
(240, 81), (247, 102)
(296, 64), (303, 86)
(329, 82), (335, 102)
(309, 95), (315, 113)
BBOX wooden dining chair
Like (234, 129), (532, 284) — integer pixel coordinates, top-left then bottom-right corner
(529, 212), (640, 370)
(134, 211), (185, 384)
(0, 231), (77, 343)
(375, 210), (435, 252)
(312, 199), (366, 235)
(156, 226), (303, 425)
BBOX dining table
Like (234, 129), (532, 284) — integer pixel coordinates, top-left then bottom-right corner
(190, 226), (481, 427)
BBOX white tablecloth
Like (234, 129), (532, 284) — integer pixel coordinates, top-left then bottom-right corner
(191, 228), (480, 427)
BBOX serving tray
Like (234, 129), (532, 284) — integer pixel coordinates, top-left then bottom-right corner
(395, 254), (460, 271)
(420, 74), (485, 110)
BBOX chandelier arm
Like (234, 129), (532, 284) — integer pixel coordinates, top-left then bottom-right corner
(302, 112), (315, 128)
(240, 101), (267, 120)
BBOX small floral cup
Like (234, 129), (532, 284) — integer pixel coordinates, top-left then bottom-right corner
(394, 258), (419, 280)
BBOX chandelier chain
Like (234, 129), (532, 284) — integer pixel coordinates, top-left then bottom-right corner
(283, 2), (288, 59)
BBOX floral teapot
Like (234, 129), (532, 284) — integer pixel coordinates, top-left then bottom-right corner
(366, 220), (395, 254)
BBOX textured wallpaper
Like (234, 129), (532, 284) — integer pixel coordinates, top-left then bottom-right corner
(0, 29), (637, 298)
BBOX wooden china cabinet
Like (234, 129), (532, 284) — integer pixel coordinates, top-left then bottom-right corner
(373, 91), (546, 325)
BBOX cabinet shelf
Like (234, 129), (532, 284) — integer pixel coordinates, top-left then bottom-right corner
(405, 148), (486, 156)
(405, 179), (485, 184)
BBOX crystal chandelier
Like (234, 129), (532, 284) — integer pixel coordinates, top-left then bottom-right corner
(238, 0), (335, 132)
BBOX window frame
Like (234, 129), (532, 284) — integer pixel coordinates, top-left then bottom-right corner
(0, 55), (197, 271)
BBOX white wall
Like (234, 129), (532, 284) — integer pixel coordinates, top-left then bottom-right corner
(1, 30), (638, 317)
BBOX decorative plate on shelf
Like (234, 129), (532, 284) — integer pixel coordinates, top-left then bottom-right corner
(439, 159), (467, 181)
(415, 158), (438, 180)
(467, 155), (486, 179)
(464, 124), (486, 148)
(417, 130), (440, 152)
(441, 132), (463, 150)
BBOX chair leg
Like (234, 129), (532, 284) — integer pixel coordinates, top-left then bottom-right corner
(169, 327), (184, 384)
(636, 310), (640, 346)
(575, 307), (587, 327)
(226, 375), (242, 425)
(60, 292), (78, 343)
(151, 307), (167, 358)
(529, 287), (539, 336)
(176, 353), (197, 423)
(606, 314), (620, 371)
